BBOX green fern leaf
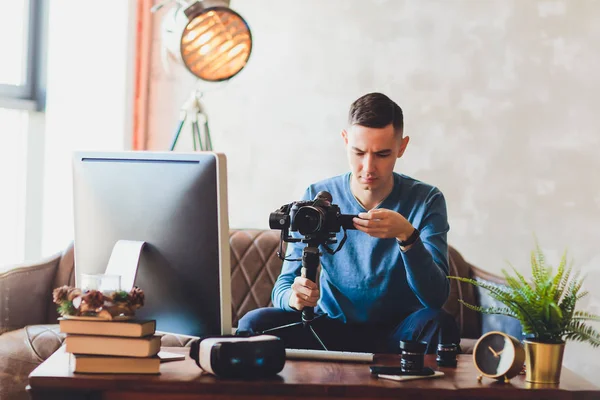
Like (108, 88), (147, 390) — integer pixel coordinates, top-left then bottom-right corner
(575, 291), (589, 302)
(531, 250), (544, 288)
(506, 266), (535, 298)
(549, 249), (567, 302)
(564, 321), (600, 348)
(457, 300), (517, 318)
(535, 238), (547, 272)
(572, 311), (600, 322)
(57, 301), (76, 316)
(556, 263), (573, 303)
(448, 276), (512, 300)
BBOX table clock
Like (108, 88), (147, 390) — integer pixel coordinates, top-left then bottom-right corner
(473, 331), (525, 383)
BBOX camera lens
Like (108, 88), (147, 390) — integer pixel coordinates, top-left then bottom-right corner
(399, 340), (427, 373)
(294, 206), (325, 235)
(436, 343), (458, 367)
(268, 212), (289, 230)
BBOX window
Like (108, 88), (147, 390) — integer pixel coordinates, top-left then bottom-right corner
(0, 109), (28, 266)
(0, 0), (133, 266)
(0, 0), (47, 111)
(0, 0), (46, 265)
(0, 2), (28, 86)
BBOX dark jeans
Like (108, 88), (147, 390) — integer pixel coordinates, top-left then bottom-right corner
(236, 307), (460, 354)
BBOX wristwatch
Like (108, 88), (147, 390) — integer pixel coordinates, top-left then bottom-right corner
(397, 228), (420, 247)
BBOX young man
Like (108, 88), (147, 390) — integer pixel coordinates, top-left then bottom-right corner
(237, 93), (459, 354)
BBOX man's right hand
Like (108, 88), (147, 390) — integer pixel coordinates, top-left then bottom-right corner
(288, 276), (320, 311)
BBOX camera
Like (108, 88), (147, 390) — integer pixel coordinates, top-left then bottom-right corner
(267, 191), (356, 327)
(269, 191), (357, 238)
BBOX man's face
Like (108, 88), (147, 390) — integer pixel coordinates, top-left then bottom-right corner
(341, 123), (409, 192)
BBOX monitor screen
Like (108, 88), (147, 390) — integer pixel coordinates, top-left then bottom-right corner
(72, 151), (231, 337)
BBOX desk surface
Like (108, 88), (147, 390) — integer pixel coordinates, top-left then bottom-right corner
(28, 347), (599, 400)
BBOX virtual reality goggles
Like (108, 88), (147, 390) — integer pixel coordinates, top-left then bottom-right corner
(189, 334), (286, 379)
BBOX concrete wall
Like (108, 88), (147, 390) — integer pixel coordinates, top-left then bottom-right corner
(147, 0), (600, 381)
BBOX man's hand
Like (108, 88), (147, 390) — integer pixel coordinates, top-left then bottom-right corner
(288, 276), (320, 311)
(353, 209), (414, 241)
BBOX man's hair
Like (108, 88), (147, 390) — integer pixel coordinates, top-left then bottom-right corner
(348, 92), (404, 134)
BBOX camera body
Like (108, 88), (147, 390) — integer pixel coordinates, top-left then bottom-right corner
(268, 191), (356, 321)
(269, 191), (356, 238)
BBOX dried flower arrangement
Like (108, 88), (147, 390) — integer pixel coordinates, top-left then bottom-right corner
(52, 285), (145, 320)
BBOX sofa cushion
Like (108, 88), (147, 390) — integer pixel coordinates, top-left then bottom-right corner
(159, 333), (196, 347)
(25, 325), (66, 361)
(459, 337), (477, 354)
(0, 327), (60, 400)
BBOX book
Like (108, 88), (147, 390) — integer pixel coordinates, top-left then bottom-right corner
(59, 319), (156, 338)
(70, 353), (160, 374)
(65, 334), (161, 357)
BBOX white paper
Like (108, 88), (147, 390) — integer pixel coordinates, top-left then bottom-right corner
(158, 351), (185, 362)
(378, 371), (445, 382)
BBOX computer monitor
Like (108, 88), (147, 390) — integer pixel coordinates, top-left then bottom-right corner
(72, 151), (231, 337)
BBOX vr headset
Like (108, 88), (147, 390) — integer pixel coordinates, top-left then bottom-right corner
(189, 334), (286, 378)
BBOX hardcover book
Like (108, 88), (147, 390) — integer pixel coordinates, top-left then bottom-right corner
(70, 354), (160, 374)
(59, 319), (156, 338)
(65, 334), (161, 357)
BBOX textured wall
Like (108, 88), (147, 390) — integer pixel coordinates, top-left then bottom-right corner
(148, 0), (600, 381)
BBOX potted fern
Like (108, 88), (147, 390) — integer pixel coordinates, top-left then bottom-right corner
(449, 243), (600, 384)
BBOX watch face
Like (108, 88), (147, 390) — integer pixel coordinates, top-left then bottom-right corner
(475, 333), (516, 377)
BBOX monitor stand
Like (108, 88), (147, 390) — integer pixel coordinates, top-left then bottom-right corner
(104, 240), (147, 291)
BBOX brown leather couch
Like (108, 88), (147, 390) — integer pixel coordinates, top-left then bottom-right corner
(0, 229), (501, 400)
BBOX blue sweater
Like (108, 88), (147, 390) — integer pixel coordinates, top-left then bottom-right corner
(271, 172), (450, 324)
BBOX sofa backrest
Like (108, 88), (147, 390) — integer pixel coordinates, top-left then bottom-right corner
(229, 229), (483, 338)
(45, 243), (76, 323)
(447, 247), (482, 338)
(230, 230), (282, 326)
(51, 229), (483, 338)
(0, 254), (62, 333)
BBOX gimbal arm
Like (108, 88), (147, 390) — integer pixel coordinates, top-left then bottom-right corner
(300, 245), (321, 322)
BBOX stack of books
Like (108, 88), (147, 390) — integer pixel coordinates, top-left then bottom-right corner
(60, 318), (161, 374)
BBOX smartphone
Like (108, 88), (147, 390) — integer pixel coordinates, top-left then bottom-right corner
(369, 366), (435, 376)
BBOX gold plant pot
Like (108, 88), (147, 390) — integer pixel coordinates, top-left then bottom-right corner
(524, 340), (565, 384)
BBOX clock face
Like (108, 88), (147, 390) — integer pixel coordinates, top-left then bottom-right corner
(474, 333), (516, 377)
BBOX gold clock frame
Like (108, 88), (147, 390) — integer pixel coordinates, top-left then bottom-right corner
(473, 331), (525, 383)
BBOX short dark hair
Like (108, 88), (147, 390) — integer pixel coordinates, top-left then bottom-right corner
(348, 92), (404, 134)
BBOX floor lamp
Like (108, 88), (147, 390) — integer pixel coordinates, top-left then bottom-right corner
(152, 0), (253, 151)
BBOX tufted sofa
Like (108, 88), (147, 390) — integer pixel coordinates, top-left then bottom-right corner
(0, 229), (506, 400)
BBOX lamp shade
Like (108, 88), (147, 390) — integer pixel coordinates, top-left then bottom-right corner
(179, 5), (252, 82)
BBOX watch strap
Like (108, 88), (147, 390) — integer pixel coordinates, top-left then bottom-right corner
(398, 228), (420, 247)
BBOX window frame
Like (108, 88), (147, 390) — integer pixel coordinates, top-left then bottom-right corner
(0, 0), (48, 111)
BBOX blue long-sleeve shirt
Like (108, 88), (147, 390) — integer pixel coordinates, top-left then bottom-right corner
(271, 172), (450, 324)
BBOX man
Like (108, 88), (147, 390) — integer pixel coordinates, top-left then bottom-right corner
(237, 93), (459, 354)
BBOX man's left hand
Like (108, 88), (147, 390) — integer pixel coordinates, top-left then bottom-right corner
(353, 209), (414, 241)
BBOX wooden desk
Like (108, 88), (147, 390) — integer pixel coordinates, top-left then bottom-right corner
(28, 347), (599, 400)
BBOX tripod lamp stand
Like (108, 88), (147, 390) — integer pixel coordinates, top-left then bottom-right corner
(152, 0), (253, 150)
(169, 89), (212, 151)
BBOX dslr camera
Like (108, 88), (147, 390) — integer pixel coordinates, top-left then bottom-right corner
(269, 191), (357, 248)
